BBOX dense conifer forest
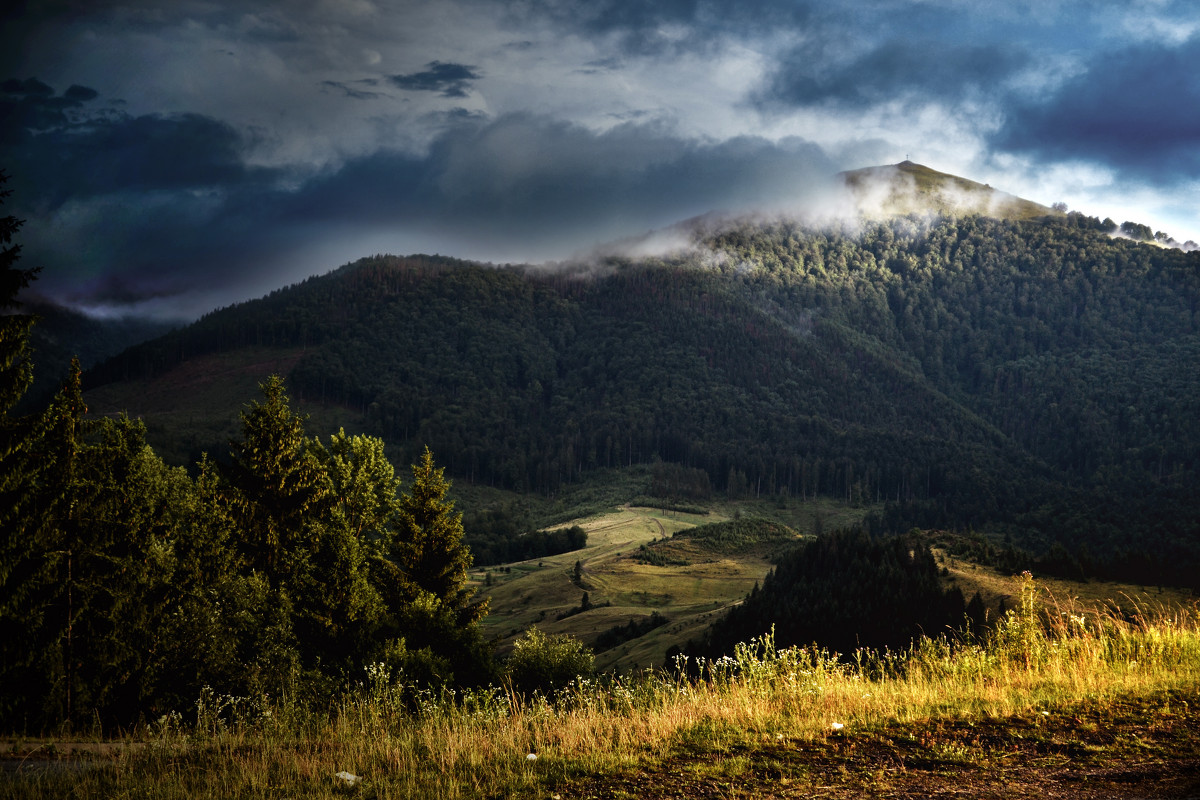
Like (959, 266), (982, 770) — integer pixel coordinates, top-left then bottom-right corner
(86, 211), (1200, 588)
(687, 529), (983, 660)
(2, 168), (497, 725)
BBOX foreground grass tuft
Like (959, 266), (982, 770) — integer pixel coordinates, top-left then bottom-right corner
(4, 575), (1199, 798)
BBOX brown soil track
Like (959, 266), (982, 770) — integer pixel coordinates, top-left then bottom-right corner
(549, 689), (1200, 799)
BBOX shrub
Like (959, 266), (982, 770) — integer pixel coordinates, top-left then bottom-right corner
(504, 627), (594, 697)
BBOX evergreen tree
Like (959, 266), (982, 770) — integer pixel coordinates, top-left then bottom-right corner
(225, 375), (331, 586)
(395, 446), (481, 622)
(0, 168), (44, 631)
(53, 409), (188, 721)
(223, 376), (404, 678)
(317, 427), (401, 550)
(0, 360), (85, 725)
(153, 454), (251, 707)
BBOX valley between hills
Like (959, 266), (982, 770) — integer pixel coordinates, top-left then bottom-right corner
(5, 163), (1200, 798)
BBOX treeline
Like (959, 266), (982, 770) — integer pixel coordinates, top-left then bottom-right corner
(1, 368), (491, 728)
(595, 611), (669, 653)
(671, 517), (798, 554)
(467, 518), (587, 566)
(81, 211), (1200, 587)
(462, 501), (588, 565)
(686, 529), (987, 661)
(913, 526), (1200, 592)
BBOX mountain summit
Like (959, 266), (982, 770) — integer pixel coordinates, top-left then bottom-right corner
(838, 161), (1057, 221)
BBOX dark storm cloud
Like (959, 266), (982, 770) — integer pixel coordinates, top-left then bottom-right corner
(5, 0), (1199, 315)
(0, 80), (294, 308)
(279, 113), (835, 241)
(507, 0), (817, 56)
(0, 78), (101, 143)
(994, 37), (1200, 181)
(10, 106), (837, 312)
(501, 0), (820, 58)
(7, 108), (264, 208)
(762, 39), (1028, 109)
(62, 84), (99, 102)
(389, 62), (481, 98)
(35, 181), (305, 310)
(2, 77), (54, 96)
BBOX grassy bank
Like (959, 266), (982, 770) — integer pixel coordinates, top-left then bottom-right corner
(4, 575), (1199, 799)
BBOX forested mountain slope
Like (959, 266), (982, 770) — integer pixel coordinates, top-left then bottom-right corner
(85, 210), (1200, 585)
(17, 300), (173, 411)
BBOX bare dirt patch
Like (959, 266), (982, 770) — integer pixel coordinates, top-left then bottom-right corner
(550, 689), (1200, 799)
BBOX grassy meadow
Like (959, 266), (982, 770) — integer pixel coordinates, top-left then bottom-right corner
(475, 499), (868, 672)
(3, 573), (1198, 799)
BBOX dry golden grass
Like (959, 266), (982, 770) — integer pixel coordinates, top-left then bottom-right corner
(7, 575), (1198, 799)
(937, 548), (1196, 616)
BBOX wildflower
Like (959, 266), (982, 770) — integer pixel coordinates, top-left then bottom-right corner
(775, 733), (784, 741)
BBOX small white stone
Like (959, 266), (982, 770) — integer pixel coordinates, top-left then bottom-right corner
(831, 722), (845, 731)
(335, 771), (362, 786)
(526, 752), (538, 761)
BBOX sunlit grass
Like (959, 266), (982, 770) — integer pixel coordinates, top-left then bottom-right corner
(5, 575), (1199, 799)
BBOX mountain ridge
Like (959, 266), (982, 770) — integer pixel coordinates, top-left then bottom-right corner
(80, 204), (1200, 587)
(838, 160), (1059, 221)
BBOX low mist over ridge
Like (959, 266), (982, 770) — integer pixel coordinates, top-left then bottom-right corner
(84, 203), (1200, 590)
(6, 0), (1200, 320)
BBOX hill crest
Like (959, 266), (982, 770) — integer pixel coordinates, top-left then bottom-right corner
(838, 160), (1057, 221)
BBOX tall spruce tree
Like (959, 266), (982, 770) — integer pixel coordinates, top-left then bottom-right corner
(0, 168), (42, 587)
(396, 446), (482, 623)
(226, 375), (331, 587)
(0, 359), (88, 725)
(0, 174), (57, 726)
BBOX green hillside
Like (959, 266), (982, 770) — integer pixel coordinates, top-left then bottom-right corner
(18, 300), (174, 411)
(839, 160), (1058, 220)
(8, 163), (1200, 764)
(84, 207), (1200, 587)
(475, 509), (820, 672)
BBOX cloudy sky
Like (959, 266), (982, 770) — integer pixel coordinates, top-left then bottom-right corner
(3, 0), (1199, 319)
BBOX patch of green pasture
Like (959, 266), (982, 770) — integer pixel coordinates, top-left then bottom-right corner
(476, 506), (785, 671)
